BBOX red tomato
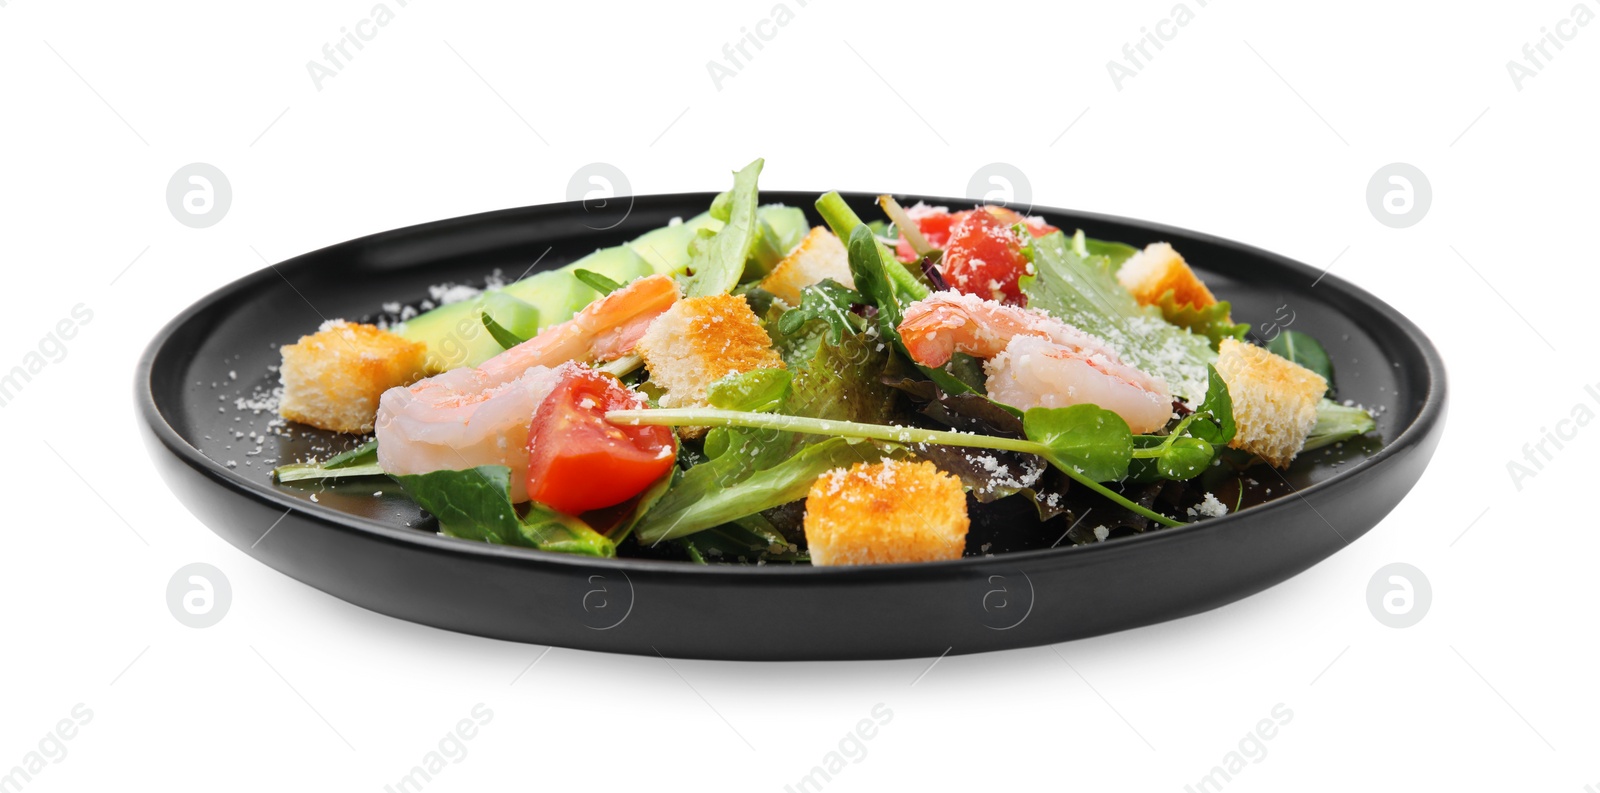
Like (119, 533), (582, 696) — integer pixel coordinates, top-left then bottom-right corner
(941, 209), (1032, 304)
(526, 368), (675, 515)
(894, 208), (961, 263)
(895, 206), (1058, 268)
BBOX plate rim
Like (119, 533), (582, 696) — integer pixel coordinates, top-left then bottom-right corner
(136, 190), (1448, 579)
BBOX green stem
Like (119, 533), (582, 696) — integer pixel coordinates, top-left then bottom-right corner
(610, 408), (1048, 454)
(598, 354), (644, 378)
(608, 408), (1184, 528)
(1130, 414), (1201, 459)
(814, 192), (929, 301)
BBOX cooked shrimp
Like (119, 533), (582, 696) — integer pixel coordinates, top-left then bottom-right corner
(476, 273), (680, 381)
(898, 290), (1173, 433)
(375, 274), (680, 499)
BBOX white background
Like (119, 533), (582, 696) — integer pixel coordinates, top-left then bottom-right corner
(2, 0), (1596, 790)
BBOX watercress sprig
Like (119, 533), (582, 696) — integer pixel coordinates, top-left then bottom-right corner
(608, 406), (1185, 528)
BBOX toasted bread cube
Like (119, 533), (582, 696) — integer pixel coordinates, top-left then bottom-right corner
(759, 227), (854, 306)
(1214, 338), (1328, 468)
(1117, 242), (1221, 312)
(804, 460), (969, 566)
(637, 293), (784, 412)
(279, 320), (427, 433)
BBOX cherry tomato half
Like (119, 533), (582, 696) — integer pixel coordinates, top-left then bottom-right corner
(941, 208), (1033, 305)
(525, 368), (675, 515)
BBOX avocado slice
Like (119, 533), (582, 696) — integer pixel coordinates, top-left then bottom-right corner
(398, 245), (652, 371)
(396, 204), (813, 372)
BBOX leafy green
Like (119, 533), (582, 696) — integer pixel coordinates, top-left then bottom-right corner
(273, 440), (384, 482)
(1084, 237), (1140, 271)
(1190, 365), (1237, 446)
(1302, 399), (1376, 451)
(1267, 330), (1333, 387)
(785, 321), (900, 427)
(683, 158), (764, 298)
(1155, 290), (1250, 350)
(633, 438), (897, 544)
(840, 223), (977, 397)
(573, 268), (623, 296)
(1022, 230), (1214, 402)
(708, 368), (793, 413)
(775, 279), (865, 345)
(391, 466), (614, 557)
(1021, 405), (1135, 482)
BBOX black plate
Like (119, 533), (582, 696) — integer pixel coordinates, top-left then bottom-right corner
(136, 192), (1446, 661)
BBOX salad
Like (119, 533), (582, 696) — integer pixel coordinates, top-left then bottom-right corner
(270, 158), (1377, 565)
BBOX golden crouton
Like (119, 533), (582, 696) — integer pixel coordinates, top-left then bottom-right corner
(1214, 338), (1328, 468)
(279, 320), (427, 433)
(637, 293), (785, 413)
(1117, 242), (1220, 311)
(804, 460), (969, 566)
(759, 227), (854, 306)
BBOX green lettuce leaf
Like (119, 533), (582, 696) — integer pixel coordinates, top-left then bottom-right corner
(1022, 230), (1215, 402)
(392, 466), (614, 557)
(633, 438), (898, 544)
(683, 158), (764, 298)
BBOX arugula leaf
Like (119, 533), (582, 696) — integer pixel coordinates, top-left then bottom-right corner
(775, 279), (865, 345)
(1267, 330), (1334, 387)
(477, 291), (541, 350)
(1154, 291), (1250, 350)
(573, 268), (623, 296)
(273, 440), (384, 482)
(633, 438), (897, 544)
(1021, 404), (1135, 482)
(392, 466), (614, 557)
(683, 158), (764, 297)
(840, 223), (978, 397)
